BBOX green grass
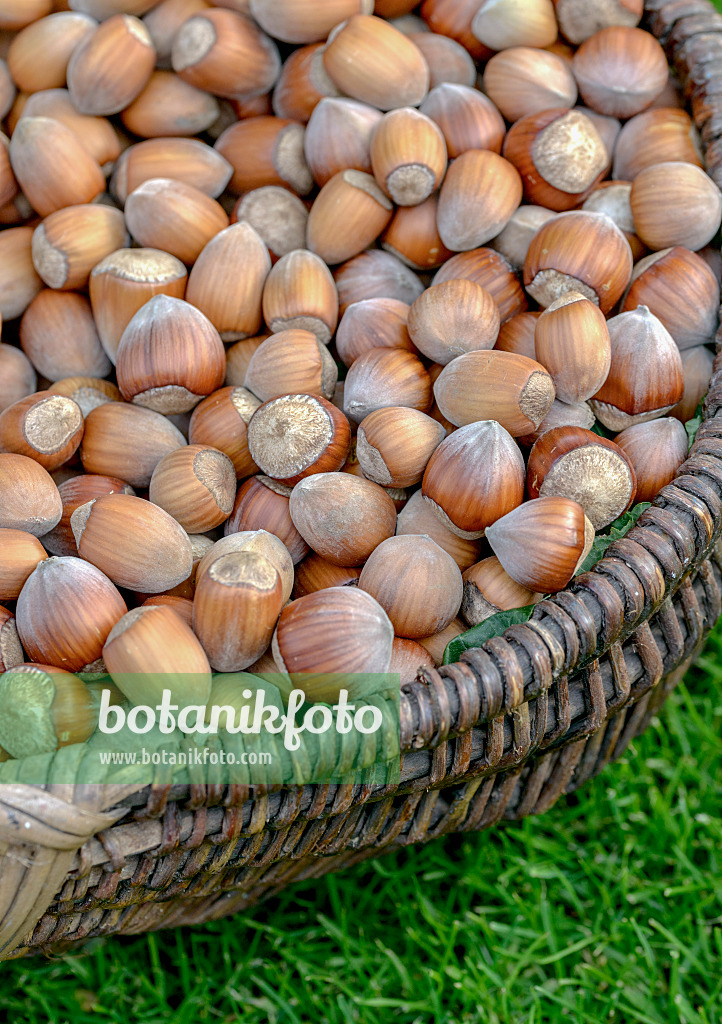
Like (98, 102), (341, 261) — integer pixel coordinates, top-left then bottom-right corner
(1, 623), (720, 1023)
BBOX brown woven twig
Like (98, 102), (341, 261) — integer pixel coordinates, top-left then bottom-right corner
(1, 0), (722, 960)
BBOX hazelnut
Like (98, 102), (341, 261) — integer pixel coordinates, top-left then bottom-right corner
(422, 419), (525, 538)
(307, 169), (394, 266)
(20, 291), (111, 382)
(483, 47), (577, 123)
(244, 328), (337, 403)
(72, 492), (194, 593)
(613, 417), (689, 502)
(433, 350), (555, 435)
(80, 402), (185, 487)
(622, 247), (719, 351)
(249, 0), (373, 44)
(271, 43), (341, 124)
(303, 97), (381, 188)
(343, 347), (432, 424)
(215, 115), (312, 195)
(335, 298), (414, 369)
(359, 534), (463, 638)
(16, 555), (127, 671)
(356, 407), (446, 488)
(552, 0), (642, 45)
(572, 26), (668, 118)
(0, 528), (48, 601)
(0, 390), (84, 471)
(225, 475), (309, 565)
(9, 116), (105, 217)
(471, 0), (558, 51)
(461, 555), (542, 627)
(437, 149), (522, 251)
(116, 294), (226, 415)
(0, 664), (97, 759)
(271, 587), (394, 700)
(420, 82), (505, 159)
(103, 604), (211, 709)
(193, 550), (283, 672)
(149, 444), (236, 532)
(186, 222), (271, 342)
(410, 279), (500, 365)
(486, 495), (595, 593)
(527, 425), (637, 529)
(289, 471), (397, 566)
(370, 107), (447, 207)
(0, 453), (62, 536)
(590, 306), (684, 430)
(503, 108), (608, 212)
(534, 291), (611, 404)
(322, 15), (429, 111)
(612, 108), (703, 181)
(523, 210), (633, 313)
(247, 393), (351, 486)
(67, 13), (156, 116)
(409, 31), (476, 89)
(111, 137), (232, 203)
(120, 70), (221, 138)
(171, 8), (281, 101)
(261, 248), (338, 344)
(196, 529), (294, 605)
(630, 163), (722, 256)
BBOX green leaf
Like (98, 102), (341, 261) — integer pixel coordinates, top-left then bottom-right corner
(685, 400), (705, 451)
(590, 420), (614, 439)
(575, 501), (651, 575)
(442, 605), (539, 665)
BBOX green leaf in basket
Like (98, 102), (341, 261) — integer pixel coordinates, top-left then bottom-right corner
(575, 500), (651, 576)
(685, 415), (702, 450)
(685, 399), (705, 451)
(442, 604), (539, 665)
(590, 420), (614, 439)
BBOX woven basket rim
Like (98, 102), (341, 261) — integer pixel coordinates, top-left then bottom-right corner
(2, 0), (722, 962)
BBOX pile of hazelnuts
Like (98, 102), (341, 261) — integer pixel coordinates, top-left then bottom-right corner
(0, 0), (719, 761)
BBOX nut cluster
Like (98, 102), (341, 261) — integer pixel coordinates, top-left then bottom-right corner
(0, 0), (719, 758)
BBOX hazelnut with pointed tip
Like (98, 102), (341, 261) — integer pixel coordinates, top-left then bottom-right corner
(486, 495), (595, 594)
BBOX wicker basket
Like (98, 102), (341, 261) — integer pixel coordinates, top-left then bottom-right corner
(2, 0), (722, 961)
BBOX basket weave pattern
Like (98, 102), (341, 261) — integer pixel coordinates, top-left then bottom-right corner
(2, 0), (722, 960)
